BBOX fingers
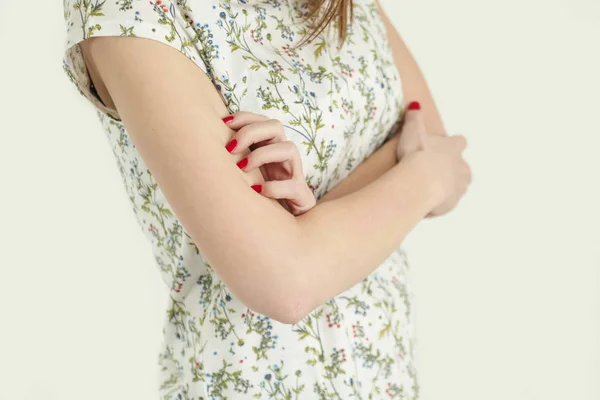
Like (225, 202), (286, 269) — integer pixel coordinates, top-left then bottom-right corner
(396, 101), (428, 159)
(451, 134), (467, 152)
(429, 133), (467, 154)
(237, 141), (302, 174)
(224, 118), (286, 154)
(255, 180), (316, 215)
(221, 112), (315, 215)
(222, 111), (270, 130)
(259, 179), (307, 199)
(402, 101), (427, 147)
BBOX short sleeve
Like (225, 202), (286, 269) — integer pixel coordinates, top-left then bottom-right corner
(62, 0), (210, 119)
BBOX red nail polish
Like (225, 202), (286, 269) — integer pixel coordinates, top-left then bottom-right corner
(236, 157), (248, 170)
(407, 101), (421, 111)
(225, 139), (237, 153)
(222, 115), (234, 124)
(251, 184), (262, 193)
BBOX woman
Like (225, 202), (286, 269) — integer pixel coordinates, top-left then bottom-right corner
(62, 0), (470, 398)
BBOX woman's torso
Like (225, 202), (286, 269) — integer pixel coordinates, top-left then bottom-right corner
(65, 0), (418, 397)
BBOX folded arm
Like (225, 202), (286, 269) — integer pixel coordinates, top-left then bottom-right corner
(81, 36), (439, 324)
(320, 2), (447, 203)
(376, 0), (447, 136)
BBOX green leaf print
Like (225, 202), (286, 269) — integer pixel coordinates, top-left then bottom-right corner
(119, 25), (135, 36)
(63, 0), (417, 397)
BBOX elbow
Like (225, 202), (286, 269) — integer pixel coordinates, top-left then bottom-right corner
(242, 283), (313, 325)
(229, 237), (317, 325)
(265, 293), (312, 325)
(260, 260), (317, 325)
(238, 265), (315, 325)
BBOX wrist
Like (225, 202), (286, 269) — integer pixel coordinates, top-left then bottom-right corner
(400, 150), (444, 212)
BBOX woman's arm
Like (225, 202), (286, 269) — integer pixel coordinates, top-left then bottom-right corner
(319, 2), (447, 203)
(318, 134), (400, 202)
(376, 0), (447, 136)
(82, 36), (440, 324)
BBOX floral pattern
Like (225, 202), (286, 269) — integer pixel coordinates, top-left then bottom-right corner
(63, 0), (418, 398)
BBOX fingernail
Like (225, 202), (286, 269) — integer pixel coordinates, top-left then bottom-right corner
(222, 115), (234, 124)
(225, 139), (237, 153)
(251, 184), (262, 193)
(407, 101), (421, 111)
(236, 157), (248, 170)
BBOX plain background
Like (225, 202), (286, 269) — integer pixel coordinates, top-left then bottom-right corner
(1, 0), (598, 399)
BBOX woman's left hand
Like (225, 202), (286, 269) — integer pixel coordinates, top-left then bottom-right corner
(223, 111), (316, 216)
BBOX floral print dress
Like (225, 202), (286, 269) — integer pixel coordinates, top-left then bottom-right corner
(63, 0), (419, 398)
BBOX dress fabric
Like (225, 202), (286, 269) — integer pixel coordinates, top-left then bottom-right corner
(62, 0), (419, 398)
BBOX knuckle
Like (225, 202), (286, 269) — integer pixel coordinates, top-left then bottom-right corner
(295, 180), (311, 198)
(285, 140), (299, 154)
(236, 124), (252, 140)
(293, 179), (305, 194)
(464, 164), (472, 182)
(455, 134), (466, 146)
(269, 118), (284, 132)
(282, 141), (300, 160)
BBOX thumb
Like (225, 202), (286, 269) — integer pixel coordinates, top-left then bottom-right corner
(400, 101), (427, 152)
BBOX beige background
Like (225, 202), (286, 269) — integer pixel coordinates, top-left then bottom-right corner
(0, 0), (599, 399)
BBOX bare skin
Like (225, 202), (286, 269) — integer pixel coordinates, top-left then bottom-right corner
(79, 7), (470, 324)
(84, 2), (449, 206)
(318, 0), (451, 203)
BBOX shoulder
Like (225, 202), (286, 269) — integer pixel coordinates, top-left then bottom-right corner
(62, 0), (212, 117)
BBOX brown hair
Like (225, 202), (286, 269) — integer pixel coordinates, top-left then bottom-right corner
(301, 0), (354, 47)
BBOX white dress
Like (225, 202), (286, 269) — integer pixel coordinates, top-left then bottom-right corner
(63, 0), (419, 398)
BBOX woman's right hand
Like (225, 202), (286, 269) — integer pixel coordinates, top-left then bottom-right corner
(396, 102), (472, 217)
(222, 111), (316, 216)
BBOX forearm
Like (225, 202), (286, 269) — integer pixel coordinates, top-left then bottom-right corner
(318, 134), (400, 203)
(319, 6), (449, 204)
(205, 150), (436, 323)
(86, 35), (435, 324)
(289, 152), (437, 316)
(176, 151), (434, 324)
